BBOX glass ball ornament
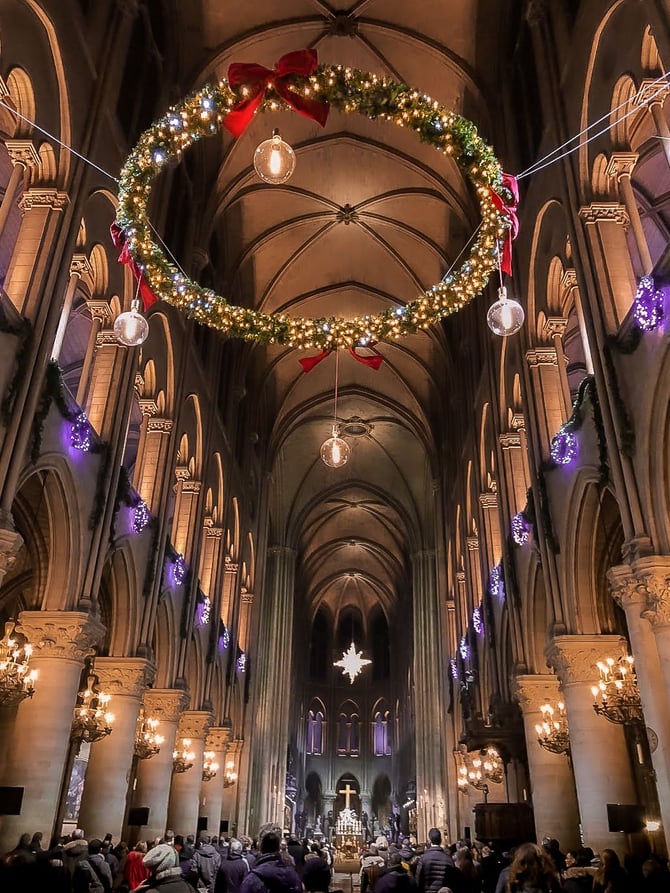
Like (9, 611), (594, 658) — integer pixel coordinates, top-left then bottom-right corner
(253, 129), (296, 185)
(320, 424), (350, 468)
(114, 298), (149, 346)
(487, 286), (525, 336)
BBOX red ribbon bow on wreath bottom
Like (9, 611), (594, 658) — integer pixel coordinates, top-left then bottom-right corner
(110, 223), (158, 310)
(299, 346), (384, 373)
(489, 173), (519, 277)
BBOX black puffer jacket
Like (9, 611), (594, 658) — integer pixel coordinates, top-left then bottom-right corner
(239, 854), (302, 893)
(416, 848), (465, 893)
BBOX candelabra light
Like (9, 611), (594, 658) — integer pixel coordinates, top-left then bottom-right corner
(0, 621), (38, 706)
(592, 652), (643, 725)
(456, 745), (504, 801)
(173, 738), (195, 773)
(134, 709), (164, 760)
(71, 674), (114, 746)
(223, 760), (238, 788)
(202, 750), (219, 782)
(536, 701), (570, 755)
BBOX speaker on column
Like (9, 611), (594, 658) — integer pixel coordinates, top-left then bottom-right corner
(0, 787), (23, 815)
(128, 806), (150, 826)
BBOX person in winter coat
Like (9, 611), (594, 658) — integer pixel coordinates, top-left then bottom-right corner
(592, 849), (631, 893)
(562, 848), (596, 893)
(125, 842), (151, 891)
(416, 830), (466, 893)
(239, 831), (302, 893)
(215, 838), (249, 893)
(375, 850), (418, 893)
(139, 844), (196, 893)
(506, 843), (562, 893)
(190, 835), (222, 893)
(89, 838), (115, 892)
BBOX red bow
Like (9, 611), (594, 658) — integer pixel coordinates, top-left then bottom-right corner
(299, 345), (384, 373)
(224, 49), (329, 138)
(489, 173), (519, 277)
(110, 223), (159, 310)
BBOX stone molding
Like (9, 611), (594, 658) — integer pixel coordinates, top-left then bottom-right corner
(5, 139), (40, 168)
(143, 688), (190, 723)
(70, 253), (93, 278)
(18, 187), (69, 211)
(636, 556), (670, 629)
(224, 561), (239, 574)
(177, 710), (214, 740)
(0, 524), (24, 575)
(546, 634), (626, 686)
(466, 536), (479, 552)
(578, 202), (629, 228)
(16, 610), (105, 663)
(241, 591), (254, 604)
(96, 330), (119, 346)
(181, 480), (202, 495)
(543, 317), (568, 339)
(205, 525), (223, 539)
(607, 564), (646, 611)
(206, 726), (231, 752)
(479, 492), (498, 510)
(636, 78), (670, 109)
(147, 418), (173, 434)
(561, 269), (578, 291)
(139, 398), (159, 417)
(499, 432), (521, 450)
(525, 347), (558, 367)
(92, 656), (156, 698)
(512, 673), (562, 712)
(606, 152), (638, 180)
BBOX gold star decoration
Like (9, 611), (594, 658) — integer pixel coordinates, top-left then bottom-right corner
(334, 641), (372, 684)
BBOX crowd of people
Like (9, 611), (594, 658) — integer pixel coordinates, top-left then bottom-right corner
(1, 824), (669, 893)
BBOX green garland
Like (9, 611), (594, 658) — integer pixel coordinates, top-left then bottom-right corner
(116, 65), (510, 349)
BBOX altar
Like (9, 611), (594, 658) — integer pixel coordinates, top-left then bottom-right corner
(333, 783), (364, 871)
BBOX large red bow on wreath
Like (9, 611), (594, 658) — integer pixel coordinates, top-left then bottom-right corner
(489, 173), (519, 277)
(224, 49), (329, 139)
(110, 223), (158, 310)
(299, 345), (384, 373)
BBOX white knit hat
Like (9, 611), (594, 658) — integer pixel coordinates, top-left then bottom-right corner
(143, 843), (179, 879)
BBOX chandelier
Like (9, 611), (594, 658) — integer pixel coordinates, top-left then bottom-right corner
(321, 351), (351, 469)
(71, 674), (114, 746)
(456, 745), (504, 799)
(535, 701), (570, 754)
(592, 652), (643, 725)
(202, 750), (219, 782)
(134, 708), (164, 760)
(0, 621), (38, 706)
(173, 738), (195, 773)
(223, 760), (238, 788)
(333, 641), (372, 684)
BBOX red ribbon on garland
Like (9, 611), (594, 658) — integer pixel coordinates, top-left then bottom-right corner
(110, 223), (159, 310)
(489, 173), (519, 277)
(299, 345), (384, 373)
(224, 49), (329, 139)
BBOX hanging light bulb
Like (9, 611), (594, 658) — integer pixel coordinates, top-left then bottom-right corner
(114, 297), (149, 346)
(253, 129), (296, 184)
(321, 423), (351, 468)
(487, 285), (525, 336)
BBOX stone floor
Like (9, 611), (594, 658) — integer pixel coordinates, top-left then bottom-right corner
(332, 870), (360, 893)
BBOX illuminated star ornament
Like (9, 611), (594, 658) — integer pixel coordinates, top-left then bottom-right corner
(334, 642), (372, 685)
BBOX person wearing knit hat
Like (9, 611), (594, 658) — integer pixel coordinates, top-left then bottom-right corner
(140, 844), (196, 893)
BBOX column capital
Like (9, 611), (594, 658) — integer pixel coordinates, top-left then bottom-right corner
(147, 417), (174, 434)
(205, 525), (223, 539)
(606, 152), (639, 180)
(561, 269), (578, 291)
(546, 634), (627, 686)
(92, 656), (156, 698)
(525, 347), (558, 368)
(466, 536), (479, 551)
(70, 253), (93, 278)
(634, 556), (670, 628)
(206, 726), (231, 752)
(0, 522), (24, 577)
(499, 432), (521, 450)
(139, 398), (159, 417)
(5, 139), (40, 168)
(479, 492), (498, 510)
(224, 560), (239, 574)
(87, 300), (113, 323)
(178, 710), (214, 741)
(579, 202), (630, 227)
(18, 188), (69, 212)
(607, 564), (646, 611)
(512, 673), (562, 711)
(143, 688), (190, 723)
(182, 480), (202, 495)
(241, 591), (254, 604)
(635, 79), (670, 109)
(16, 610), (105, 662)
(543, 317), (568, 339)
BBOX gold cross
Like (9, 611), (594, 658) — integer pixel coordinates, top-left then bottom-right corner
(339, 782), (355, 809)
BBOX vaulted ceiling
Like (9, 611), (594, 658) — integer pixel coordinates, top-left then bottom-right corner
(172, 0), (520, 626)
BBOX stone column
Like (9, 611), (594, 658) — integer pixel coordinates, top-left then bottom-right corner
(134, 417), (174, 514)
(513, 674), (580, 850)
(249, 546), (296, 829)
(606, 153), (652, 276)
(525, 347), (567, 454)
(547, 635), (638, 855)
(0, 610), (104, 852)
(636, 80), (670, 171)
(609, 562), (670, 853)
(578, 203), (635, 331)
(133, 689), (189, 843)
(0, 510), (24, 589)
(0, 140), (39, 238)
(167, 711), (213, 837)
(199, 727), (230, 836)
(543, 317), (572, 419)
(412, 551), (448, 843)
(77, 658), (155, 839)
(51, 254), (93, 361)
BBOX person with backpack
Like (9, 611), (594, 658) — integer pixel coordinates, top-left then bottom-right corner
(191, 834), (222, 893)
(239, 831), (302, 893)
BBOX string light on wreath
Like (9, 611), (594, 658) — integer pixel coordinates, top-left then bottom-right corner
(550, 427), (578, 465)
(634, 275), (664, 332)
(511, 511), (531, 546)
(115, 56), (515, 349)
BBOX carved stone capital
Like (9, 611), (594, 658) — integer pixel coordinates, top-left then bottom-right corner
(139, 399), (158, 417)
(224, 560), (239, 574)
(499, 432), (521, 450)
(543, 317), (568, 339)
(70, 253), (93, 278)
(513, 674), (562, 712)
(479, 492), (498, 510)
(96, 329), (119, 346)
(5, 139), (40, 168)
(579, 202), (629, 228)
(143, 688), (189, 723)
(607, 564), (646, 612)
(606, 152), (638, 181)
(206, 726), (231, 752)
(178, 710), (214, 741)
(561, 269), (578, 291)
(93, 657), (156, 699)
(525, 347), (558, 367)
(88, 300), (112, 322)
(0, 523), (24, 576)
(16, 610), (105, 663)
(205, 525), (223, 539)
(635, 556), (670, 628)
(182, 480), (202, 495)
(635, 78), (670, 109)
(466, 537), (479, 552)
(19, 188), (69, 212)
(174, 466), (190, 482)
(241, 591), (254, 604)
(547, 634), (626, 686)
(147, 417), (173, 434)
